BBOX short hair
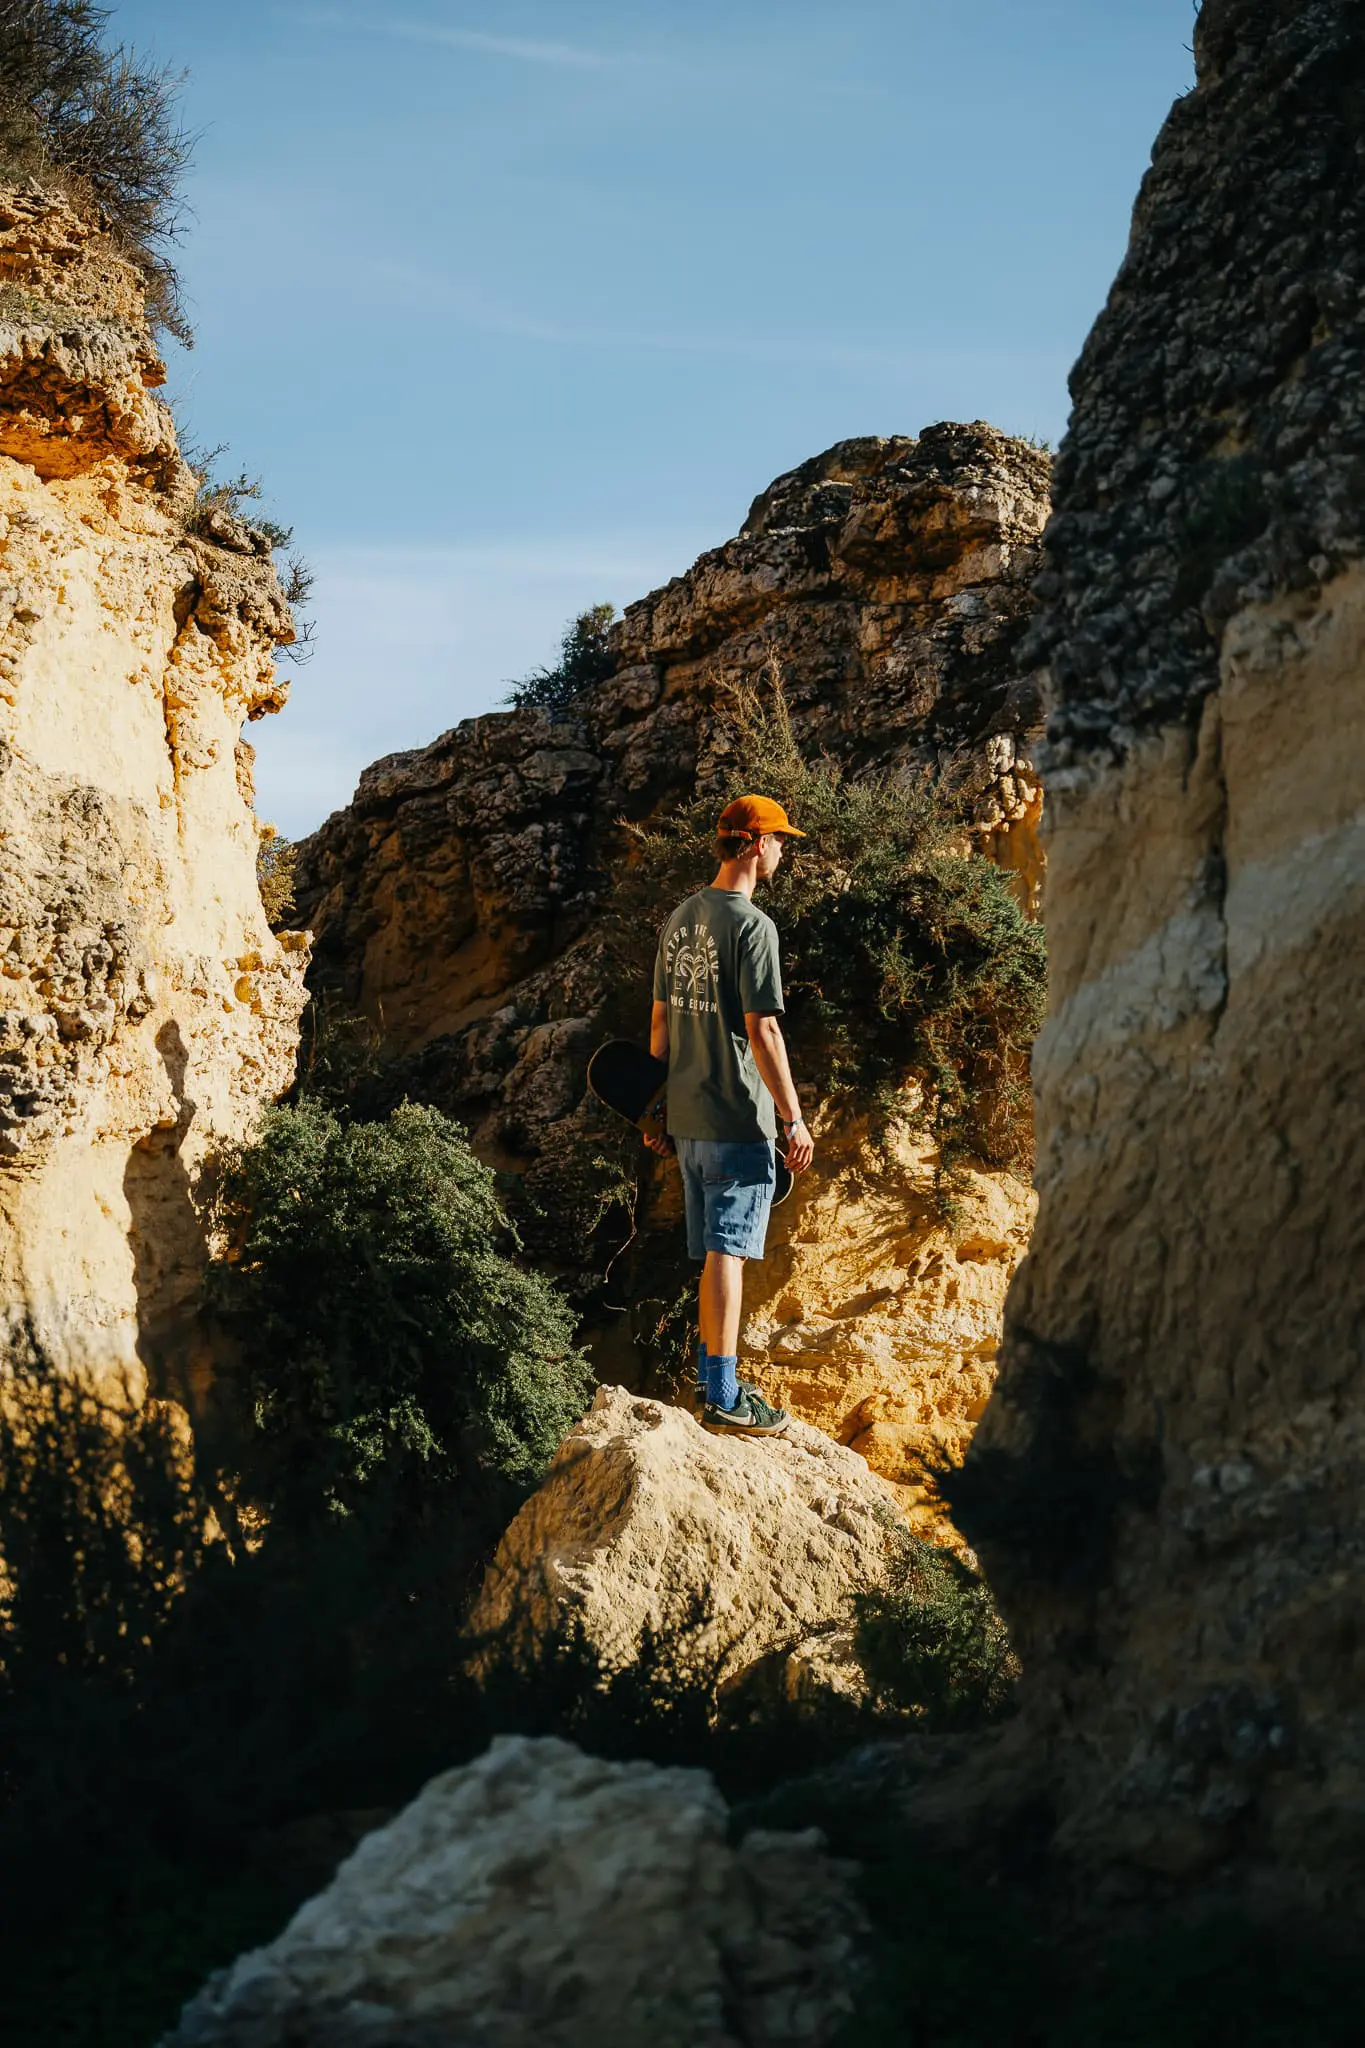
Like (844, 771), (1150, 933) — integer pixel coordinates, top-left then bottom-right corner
(716, 828), (756, 861)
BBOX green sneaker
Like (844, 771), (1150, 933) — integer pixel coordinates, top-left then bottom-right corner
(702, 1387), (788, 1437)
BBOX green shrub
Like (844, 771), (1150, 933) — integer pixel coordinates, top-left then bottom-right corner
(603, 665), (1046, 1176)
(506, 600), (616, 712)
(182, 443), (316, 661)
(852, 1526), (1019, 1729)
(0, 1), (193, 340)
(208, 1099), (595, 1518)
(0, 1339), (203, 1703)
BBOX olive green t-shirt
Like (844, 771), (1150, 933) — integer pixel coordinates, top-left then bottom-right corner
(652, 887), (784, 1141)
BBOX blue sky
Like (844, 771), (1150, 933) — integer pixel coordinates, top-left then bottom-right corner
(113, 1), (1197, 835)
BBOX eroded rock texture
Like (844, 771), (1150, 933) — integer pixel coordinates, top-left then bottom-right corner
(163, 1736), (866, 2048)
(0, 185), (308, 1390)
(296, 427), (1047, 1503)
(467, 1384), (901, 1686)
(960, 0), (1365, 1907)
(299, 425), (1048, 1052)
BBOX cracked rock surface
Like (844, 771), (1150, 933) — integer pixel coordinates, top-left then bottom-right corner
(959, 0), (1365, 1913)
(161, 1735), (867, 2048)
(0, 183), (308, 1386)
(466, 1384), (904, 1683)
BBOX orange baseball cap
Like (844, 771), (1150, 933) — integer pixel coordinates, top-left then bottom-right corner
(717, 793), (806, 838)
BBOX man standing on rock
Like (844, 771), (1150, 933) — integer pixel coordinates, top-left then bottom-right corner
(647, 795), (815, 1436)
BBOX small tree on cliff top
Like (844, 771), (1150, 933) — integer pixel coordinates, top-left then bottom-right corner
(0, 1), (193, 339)
(507, 602), (616, 712)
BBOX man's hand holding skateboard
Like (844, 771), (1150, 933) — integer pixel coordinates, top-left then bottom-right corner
(780, 1115), (814, 1172)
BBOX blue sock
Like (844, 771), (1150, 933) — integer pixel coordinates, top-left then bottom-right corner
(695, 1339), (708, 1391)
(707, 1355), (739, 1410)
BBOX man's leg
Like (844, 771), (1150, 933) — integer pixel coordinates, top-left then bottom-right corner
(697, 1142), (787, 1434)
(699, 1250), (744, 1361)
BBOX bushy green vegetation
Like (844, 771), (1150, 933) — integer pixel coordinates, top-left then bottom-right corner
(0, 1), (193, 339)
(209, 1100), (595, 1518)
(183, 442), (316, 660)
(0, 1101), (595, 2041)
(506, 599), (616, 711)
(852, 1525), (1019, 1728)
(604, 666), (1046, 1178)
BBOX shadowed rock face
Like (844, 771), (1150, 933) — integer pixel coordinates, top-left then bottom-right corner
(162, 1735), (867, 2048)
(0, 184), (308, 1391)
(959, 0), (1365, 1908)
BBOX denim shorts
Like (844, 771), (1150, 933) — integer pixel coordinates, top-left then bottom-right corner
(675, 1137), (776, 1261)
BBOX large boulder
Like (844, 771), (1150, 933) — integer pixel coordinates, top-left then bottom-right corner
(467, 1385), (902, 1682)
(162, 1735), (866, 2048)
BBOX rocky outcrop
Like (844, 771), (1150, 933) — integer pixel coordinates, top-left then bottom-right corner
(0, 184), (308, 1389)
(727, 1124), (1033, 1534)
(467, 1384), (902, 1684)
(959, 0), (1365, 1909)
(295, 426), (1047, 1504)
(297, 424), (1048, 1055)
(163, 1734), (866, 2048)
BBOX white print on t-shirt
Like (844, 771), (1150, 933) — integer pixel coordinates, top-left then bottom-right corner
(666, 922), (720, 1014)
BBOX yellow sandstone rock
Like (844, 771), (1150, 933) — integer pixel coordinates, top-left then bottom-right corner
(0, 185), (308, 1394)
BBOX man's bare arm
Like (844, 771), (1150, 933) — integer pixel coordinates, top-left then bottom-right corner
(745, 1012), (814, 1170)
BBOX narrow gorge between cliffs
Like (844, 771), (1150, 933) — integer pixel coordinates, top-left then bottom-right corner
(2, 3), (1364, 2044)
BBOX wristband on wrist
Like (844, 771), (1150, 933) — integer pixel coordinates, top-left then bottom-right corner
(781, 1115), (806, 1135)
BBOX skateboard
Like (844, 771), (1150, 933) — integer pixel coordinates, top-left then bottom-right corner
(586, 1039), (793, 1206)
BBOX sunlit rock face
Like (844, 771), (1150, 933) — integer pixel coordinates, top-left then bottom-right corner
(960, 0), (1365, 1908)
(295, 424), (1049, 1056)
(0, 184), (308, 1393)
(294, 425), (1048, 1512)
(466, 1384), (902, 1686)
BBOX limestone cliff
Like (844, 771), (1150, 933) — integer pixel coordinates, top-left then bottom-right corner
(958, 0), (1365, 1908)
(295, 425), (1048, 1514)
(0, 184), (308, 1392)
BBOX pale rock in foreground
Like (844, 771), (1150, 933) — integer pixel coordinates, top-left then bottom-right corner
(467, 1384), (902, 1681)
(162, 1734), (866, 2048)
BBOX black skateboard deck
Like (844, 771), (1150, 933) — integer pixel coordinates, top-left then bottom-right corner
(587, 1039), (793, 1206)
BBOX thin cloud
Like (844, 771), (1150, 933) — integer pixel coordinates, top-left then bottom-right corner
(297, 10), (636, 73)
(377, 263), (1062, 379)
(290, 10), (883, 97)
(249, 534), (711, 835)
